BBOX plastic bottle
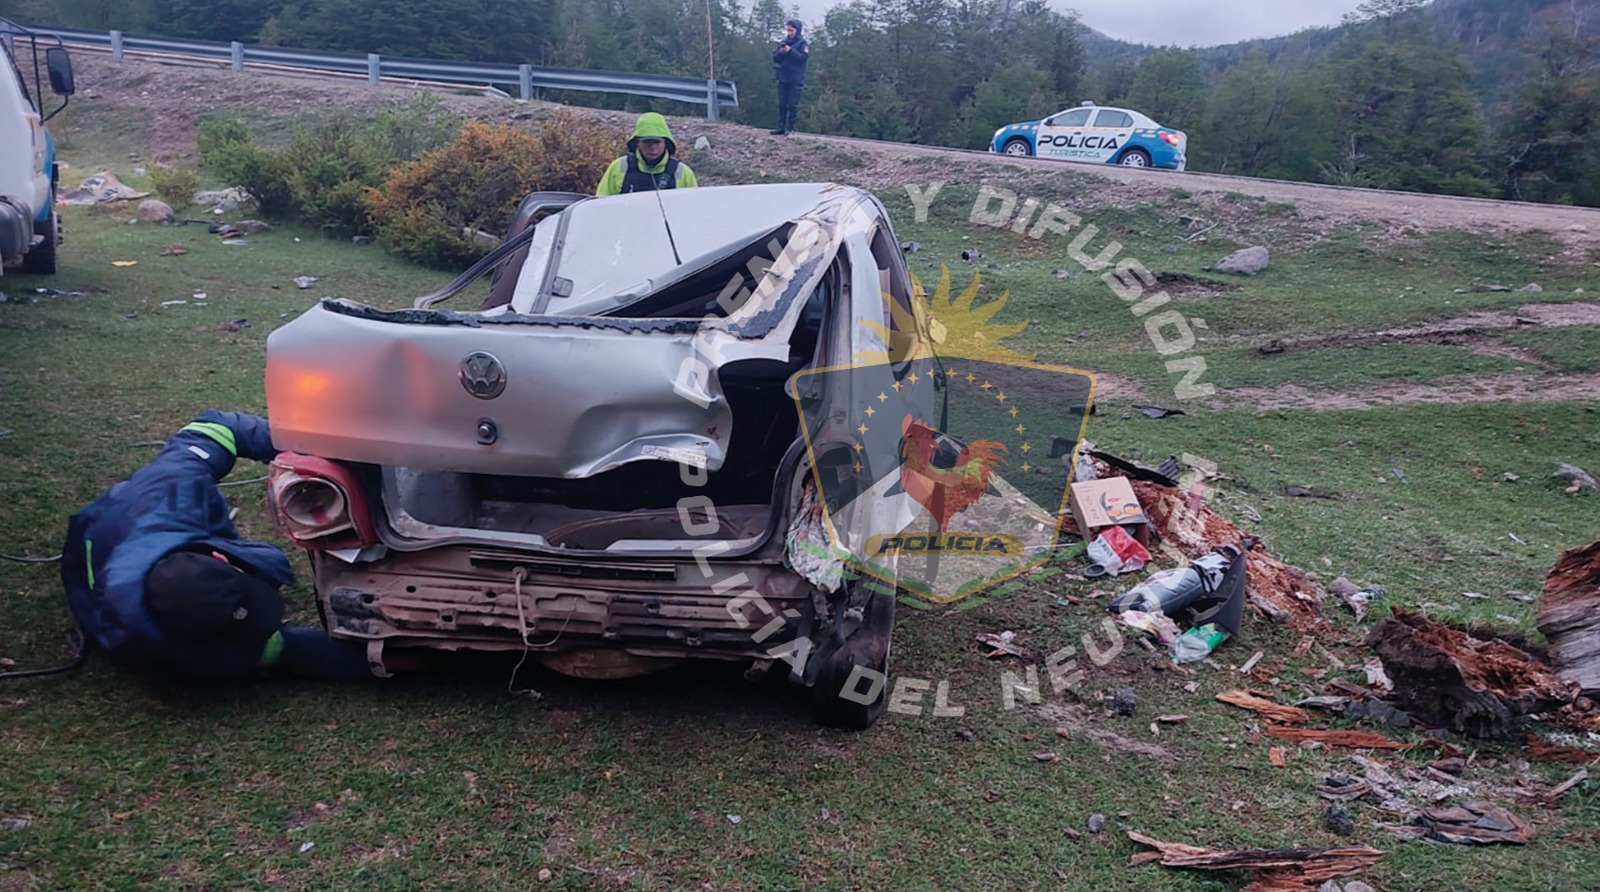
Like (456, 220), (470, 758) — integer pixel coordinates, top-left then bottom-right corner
(1171, 623), (1226, 664)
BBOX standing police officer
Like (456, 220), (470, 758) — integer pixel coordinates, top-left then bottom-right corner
(772, 19), (810, 135)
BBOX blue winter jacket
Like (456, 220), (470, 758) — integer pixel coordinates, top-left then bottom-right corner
(774, 30), (810, 84)
(60, 410), (294, 663)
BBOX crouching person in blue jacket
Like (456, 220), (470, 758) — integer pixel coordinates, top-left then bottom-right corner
(60, 409), (376, 682)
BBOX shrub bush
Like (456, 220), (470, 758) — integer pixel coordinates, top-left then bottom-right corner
(147, 163), (201, 209)
(367, 111), (620, 269)
(282, 117), (389, 235)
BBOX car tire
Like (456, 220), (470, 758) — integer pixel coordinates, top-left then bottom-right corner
(811, 582), (896, 731)
(21, 208), (58, 275)
(1117, 149), (1152, 168)
(1001, 137), (1034, 157)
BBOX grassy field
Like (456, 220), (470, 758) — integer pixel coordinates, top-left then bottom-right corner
(2, 110), (1599, 892)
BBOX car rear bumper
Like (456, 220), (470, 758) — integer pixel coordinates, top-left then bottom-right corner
(313, 544), (819, 661)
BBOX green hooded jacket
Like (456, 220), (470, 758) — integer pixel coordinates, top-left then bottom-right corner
(595, 112), (699, 196)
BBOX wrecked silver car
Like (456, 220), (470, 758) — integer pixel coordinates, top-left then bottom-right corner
(263, 183), (932, 728)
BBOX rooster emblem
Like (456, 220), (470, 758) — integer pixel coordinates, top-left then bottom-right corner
(898, 416), (1009, 532)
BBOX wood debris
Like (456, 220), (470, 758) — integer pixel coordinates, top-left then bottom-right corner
(1126, 831), (1386, 892)
(1535, 538), (1600, 696)
(1269, 747), (1288, 767)
(1264, 727), (1411, 750)
(1418, 802), (1536, 845)
(1217, 689), (1310, 724)
(1525, 735), (1600, 763)
(1366, 608), (1579, 739)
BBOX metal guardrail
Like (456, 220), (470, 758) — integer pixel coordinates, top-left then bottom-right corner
(17, 24), (739, 120)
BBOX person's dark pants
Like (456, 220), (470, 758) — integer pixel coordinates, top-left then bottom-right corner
(777, 82), (803, 132)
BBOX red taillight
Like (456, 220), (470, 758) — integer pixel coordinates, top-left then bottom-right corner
(267, 454), (377, 550)
(1160, 131), (1182, 147)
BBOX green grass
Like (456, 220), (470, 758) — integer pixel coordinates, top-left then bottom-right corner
(2, 134), (1598, 892)
(1502, 326), (1600, 373)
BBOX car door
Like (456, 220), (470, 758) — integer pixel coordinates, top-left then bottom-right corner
(1033, 108), (1092, 160)
(1088, 108), (1137, 164)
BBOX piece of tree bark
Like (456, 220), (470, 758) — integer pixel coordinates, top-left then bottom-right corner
(1536, 539), (1600, 696)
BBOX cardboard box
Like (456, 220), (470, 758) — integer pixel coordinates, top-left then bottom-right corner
(1069, 477), (1149, 540)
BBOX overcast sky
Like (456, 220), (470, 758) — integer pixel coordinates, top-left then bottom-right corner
(783, 0), (1374, 47)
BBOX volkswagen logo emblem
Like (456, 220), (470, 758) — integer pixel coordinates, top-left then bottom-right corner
(459, 352), (507, 400)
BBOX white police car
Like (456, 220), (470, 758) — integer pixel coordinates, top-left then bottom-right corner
(990, 102), (1187, 171)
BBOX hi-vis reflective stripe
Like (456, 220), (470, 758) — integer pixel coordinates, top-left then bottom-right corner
(85, 540), (95, 588)
(181, 422), (237, 456)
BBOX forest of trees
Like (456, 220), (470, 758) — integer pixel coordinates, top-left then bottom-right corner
(9, 0), (1600, 206)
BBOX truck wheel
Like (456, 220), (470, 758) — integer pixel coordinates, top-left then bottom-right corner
(21, 209), (58, 275)
(811, 583), (896, 730)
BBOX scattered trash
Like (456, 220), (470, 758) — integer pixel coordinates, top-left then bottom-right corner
(1111, 550), (1230, 616)
(1112, 687), (1138, 716)
(0, 817), (33, 831)
(160, 300), (188, 307)
(111, 260), (138, 267)
(537, 868), (553, 882)
(293, 276), (319, 290)
(299, 841), (315, 853)
(1132, 405), (1186, 419)
(1367, 608), (1580, 739)
(1536, 538), (1600, 697)
(1087, 813), (1106, 834)
(1063, 827), (1082, 840)
(957, 729), (975, 742)
(726, 814), (741, 825)
(222, 239), (251, 246)
(1390, 468), (1406, 483)
(1471, 284), (1512, 293)
(1086, 525), (1150, 577)
(975, 631), (1026, 659)
(901, 241), (921, 253)
(1052, 268), (1070, 278)
(1239, 651), (1265, 673)
(351, 235), (372, 245)
(1362, 658), (1393, 694)
(1503, 472), (1520, 482)
(960, 249), (983, 262)
(1033, 751), (1061, 763)
(215, 319), (250, 332)
(1118, 610), (1181, 646)
(1418, 802), (1535, 845)
(1327, 576), (1382, 623)
(1461, 591), (1488, 600)
(1323, 806), (1356, 836)
(1172, 623), (1227, 664)
(1217, 690), (1309, 724)
(159, 244), (188, 256)
(58, 171), (150, 205)
(1126, 831), (1385, 890)
(1266, 727), (1411, 750)
(1554, 462), (1598, 493)
(1156, 715), (1188, 724)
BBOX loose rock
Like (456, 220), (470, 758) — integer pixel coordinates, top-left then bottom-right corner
(1112, 687), (1137, 716)
(1087, 813), (1106, 834)
(1214, 245), (1269, 275)
(136, 199), (174, 223)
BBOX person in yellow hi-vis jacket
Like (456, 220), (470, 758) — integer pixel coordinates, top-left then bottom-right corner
(595, 112), (699, 196)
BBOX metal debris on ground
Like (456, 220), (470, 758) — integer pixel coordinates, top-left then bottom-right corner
(1126, 831), (1386, 892)
(294, 276), (319, 290)
(975, 631), (1026, 659)
(1366, 608), (1580, 739)
(1133, 405), (1186, 419)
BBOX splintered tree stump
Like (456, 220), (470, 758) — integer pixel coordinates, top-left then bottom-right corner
(1536, 539), (1600, 696)
(1366, 608), (1579, 739)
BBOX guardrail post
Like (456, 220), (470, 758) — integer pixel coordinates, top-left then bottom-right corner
(519, 64), (533, 101)
(230, 41), (244, 71)
(368, 53), (381, 85)
(111, 30), (124, 60)
(706, 80), (720, 121)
